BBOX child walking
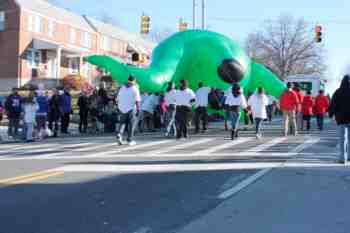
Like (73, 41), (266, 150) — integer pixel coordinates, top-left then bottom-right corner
(23, 94), (39, 142)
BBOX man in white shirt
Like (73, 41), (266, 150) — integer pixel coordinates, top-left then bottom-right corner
(175, 80), (196, 139)
(165, 82), (177, 137)
(248, 87), (269, 139)
(116, 75), (141, 146)
(194, 83), (211, 133)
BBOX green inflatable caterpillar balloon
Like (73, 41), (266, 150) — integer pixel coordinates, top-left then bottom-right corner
(85, 30), (285, 97)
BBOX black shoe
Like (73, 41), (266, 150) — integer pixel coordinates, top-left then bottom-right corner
(231, 130), (235, 140)
(235, 130), (239, 138)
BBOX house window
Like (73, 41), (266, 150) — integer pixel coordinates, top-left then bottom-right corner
(101, 36), (111, 51)
(27, 49), (42, 68)
(0, 11), (5, 31)
(34, 15), (43, 33)
(48, 20), (55, 37)
(68, 58), (79, 74)
(82, 31), (91, 48)
(69, 28), (76, 44)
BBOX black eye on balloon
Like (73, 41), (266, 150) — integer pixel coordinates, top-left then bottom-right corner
(217, 59), (245, 84)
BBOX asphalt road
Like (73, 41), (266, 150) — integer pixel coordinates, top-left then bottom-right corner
(0, 119), (346, 233)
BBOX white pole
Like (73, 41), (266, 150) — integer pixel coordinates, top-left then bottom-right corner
(193, 0), (196, 29)
(202, 0), (206, 30)
(56, 47), (61, 86)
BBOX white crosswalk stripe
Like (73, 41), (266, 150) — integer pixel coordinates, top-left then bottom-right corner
(0, 142), (95, 156)
(142, 138), (214, 156)
(191, 138), (252, 156)
(0, 135), (327, 161)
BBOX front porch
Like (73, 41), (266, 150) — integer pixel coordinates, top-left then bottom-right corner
(20, 38), (94, 88)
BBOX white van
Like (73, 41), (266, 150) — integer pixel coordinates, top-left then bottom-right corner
(285, 75), (325, 97)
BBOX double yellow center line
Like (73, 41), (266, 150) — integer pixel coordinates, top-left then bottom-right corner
(0, 170), (65, 188)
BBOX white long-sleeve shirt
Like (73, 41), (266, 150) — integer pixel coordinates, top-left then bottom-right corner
(165, 89), (177, 105)
(225, 93), (247, 108)
(175, 88), (196, 107)
(195, 87), (211, 107)
(248, 94), (269, 119)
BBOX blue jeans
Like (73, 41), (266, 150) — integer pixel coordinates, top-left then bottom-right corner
(316, 114), (324, 131)
(228, 111), (240, 131)
(338, 124), (350, 162)
(25, 123), (34, 141)
(255, 118), (263, 135)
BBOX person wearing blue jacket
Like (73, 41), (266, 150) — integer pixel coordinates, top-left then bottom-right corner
(60, 88), (72, 134)
(35, 90), (49, 139)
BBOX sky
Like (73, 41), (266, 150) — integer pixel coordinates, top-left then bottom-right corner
(53, 0), (350, 93)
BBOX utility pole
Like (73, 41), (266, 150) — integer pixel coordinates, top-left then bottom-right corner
(193, 0), (197, 29)
(201, 0), (206, 30)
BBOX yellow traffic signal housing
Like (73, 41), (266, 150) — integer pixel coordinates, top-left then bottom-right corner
(141, 15), (150, 34)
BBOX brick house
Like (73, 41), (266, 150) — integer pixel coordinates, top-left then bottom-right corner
(0, 0), (155, 91)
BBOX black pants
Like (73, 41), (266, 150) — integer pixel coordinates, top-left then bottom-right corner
(176, 106), (190, 139)
(48, 116), (59, 137)
(244, 110), (254, 125)
(8, 117), (20, 136)
(79, 112), (88, 133)
(266, 105), (274, 122)
(303, 115), (311, 131)
(195, 107), (208, 132)
(117, 111), (135, 142)
(316, 114), (324, 131)
(61, 113), (70, 133)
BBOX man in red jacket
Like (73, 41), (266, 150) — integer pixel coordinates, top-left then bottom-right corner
(280, 82), (300, 136)
(302, 90), (314, 131)
(315, 90), (330, 131)
(293, 83), (305, 131)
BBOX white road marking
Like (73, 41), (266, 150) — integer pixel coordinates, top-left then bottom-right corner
(0, 142), (95, 156)
(144, 138), (214, 155)
(217, 136), (321, 199)
(191, 138), (252, 155)
(55, 162), (282, 173)
(87, 140), (171, 158)
(243, 137), (286, 153)
(0, 137), (324, 162)
(35, 142), (118, 158)
(218, 168), (274, 199)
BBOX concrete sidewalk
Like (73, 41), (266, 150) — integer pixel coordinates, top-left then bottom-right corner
(177, 165), (350, 233)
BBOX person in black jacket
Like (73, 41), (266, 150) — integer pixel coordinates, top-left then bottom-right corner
(329, 75), (350, 164)
(48, 89), (63, 137)
(5, 88), (22, 138)
(77, 91), (90, 134)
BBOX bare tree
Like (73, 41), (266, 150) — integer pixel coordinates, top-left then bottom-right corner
(245, 15), (327, 80)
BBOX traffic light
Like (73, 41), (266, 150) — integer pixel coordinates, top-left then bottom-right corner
(141, 15), (150, 35)
(178, 19), (188, 32)
(315, 25), (322, 43)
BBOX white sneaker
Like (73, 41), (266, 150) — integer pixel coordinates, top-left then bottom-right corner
(116, 134), (123, 145)
(128, 141), (136, 146)
(256, 134), (262, 139)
